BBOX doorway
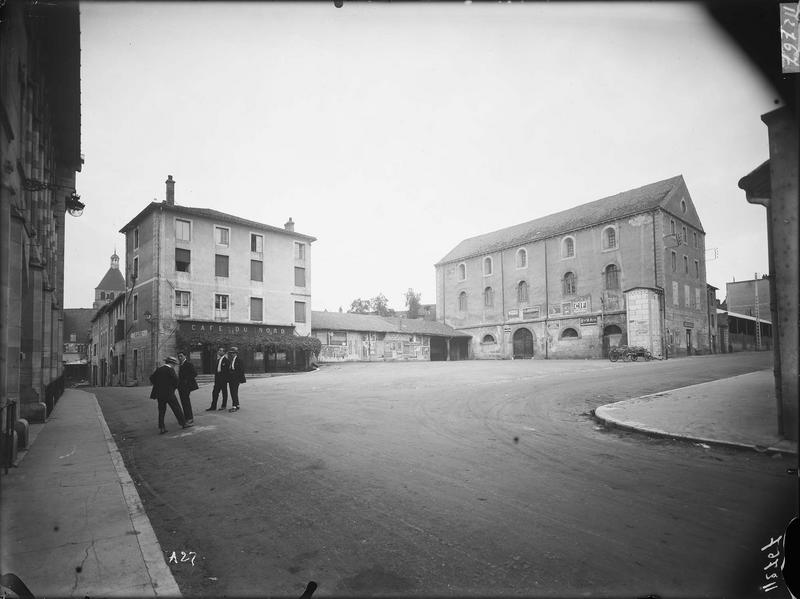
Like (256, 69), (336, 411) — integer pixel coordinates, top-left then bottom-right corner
(686, 329), (693, 355)
(512, 328), (534, 359)
(602, 325), (624, 358)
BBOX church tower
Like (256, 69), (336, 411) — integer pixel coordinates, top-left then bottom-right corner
(93, 252), (126, 309)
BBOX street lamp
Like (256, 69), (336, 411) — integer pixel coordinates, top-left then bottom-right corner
(22, 177), (86, 217)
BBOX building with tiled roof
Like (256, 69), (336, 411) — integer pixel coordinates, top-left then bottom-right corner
(436, 175), (711, 360)
(93, 252), (126, 309)
(117, 175), (317, 381)
(311, 311), (470, 362)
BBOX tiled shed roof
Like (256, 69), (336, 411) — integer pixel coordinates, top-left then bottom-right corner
(437, 175), (689, 265)
(311, 311), (469, 338)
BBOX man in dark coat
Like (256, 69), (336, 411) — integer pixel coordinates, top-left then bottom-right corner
(176, 351), (198, 425)
(226, 347), (246, 412)
(149, 356), (187, 434)
(207, 347), (230, 411)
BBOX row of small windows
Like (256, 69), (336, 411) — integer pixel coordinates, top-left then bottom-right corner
(457, 228), (618, 281)
(456, 265), (620, 311)
(132, 251), (307, 286)
(170, 219), (307, 259)
(132, 291), (307, 323)
(669, 219), (700, 249)
(670, 252), (702, 278)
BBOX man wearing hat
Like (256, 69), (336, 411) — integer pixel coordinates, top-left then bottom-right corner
(207, 347), (230, 411)
(226, 347), (246, 412)
(149, 356), (188, 434)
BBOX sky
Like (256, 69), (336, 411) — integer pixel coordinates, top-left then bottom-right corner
(66, 1), (780, 311)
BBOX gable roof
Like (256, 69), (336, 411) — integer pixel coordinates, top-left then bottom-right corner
(311, 311), (470, 338)
(437, 175), (700, 265)
(119, 202), (316, 242)
(96, 267), (126, 292)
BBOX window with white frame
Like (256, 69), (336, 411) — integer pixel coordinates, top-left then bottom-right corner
(672, 281), (679, 306)
(458, 263), (466, 281)
(175, 291), (190, 317)
(483, 257), (493, 275)
(684, 284), (690, 307)
(215, 254), (229, 277)
(683, 255), (689, 274)
(250, 259), (263, 282)
(176, 218), (191, 241)
(458, 291), (467, 311)
(133, 227), (139, 249)
(250, 297), (263, 321)
(294, 301), (307, 323)
(695, 287), (702, 310)
(516, 248), (527, 268)
(214, 294), (229, 319)
(670, 219), (675, 235)
(215, 226), (230, 246)
(484, 286), (494, 307)
(294, 266), (306, 287)
(295, 242), (306, 260)
(251, 233), (263, 254)
(517, 280), (528, 303)
(562, 236), (575, 258)
(694, 260), (700, 278)
(175, 248), (190, 272)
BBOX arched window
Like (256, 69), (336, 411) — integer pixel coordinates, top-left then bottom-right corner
(670, 219), (676, 235)
(516, 248), (527, 268)
(562, 237), (575, 258)
(100, 291), (106, 300)
(562, 271), (576, 295)
(458, 263), (466, 281)
(109, 292), (115, 299)
(458, 291), (467, 311)
(483, 257), (493, 275)
(681, 199), (687, 213)
(517, 280), (529, 303)
(484, 286), (494, 307)
(603, 227), (617, 249)
(561, 328), (578, 339)
(604, 264), (619, 289)
(482, 334), (496, 344)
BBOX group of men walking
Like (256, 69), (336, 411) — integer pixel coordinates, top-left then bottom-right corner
(149, 346), (246, 434)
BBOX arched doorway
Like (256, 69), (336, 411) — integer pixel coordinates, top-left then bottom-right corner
(513, 328), (534, 359)
(602, 325), (624, 357)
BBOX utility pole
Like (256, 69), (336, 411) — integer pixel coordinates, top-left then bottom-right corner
(754, 273), (762, 351)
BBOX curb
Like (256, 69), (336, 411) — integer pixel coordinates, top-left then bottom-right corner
(592, 405), (797, 456)
(92, 394), (183, 597)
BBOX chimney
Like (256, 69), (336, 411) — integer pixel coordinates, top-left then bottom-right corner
(284, 217), (295, 232)
(165, 175), (175, 206)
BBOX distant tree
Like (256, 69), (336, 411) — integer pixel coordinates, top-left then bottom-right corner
(404, 288), (422, 319)
(348, 298), (372, 314)
(371, 293), (395, 317)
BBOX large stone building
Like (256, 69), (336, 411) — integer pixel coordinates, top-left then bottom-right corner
(436, 176), (710, 359)
(118, 176), (319, 381)
(92, 252), (126, 309)
(0, 1), (82, 430)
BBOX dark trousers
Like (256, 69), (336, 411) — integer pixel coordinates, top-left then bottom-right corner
(229, 382), (240, 407)
(158, 394), (185, 429)
(210, 376), (228, 408)
(178, 389), (194, 421)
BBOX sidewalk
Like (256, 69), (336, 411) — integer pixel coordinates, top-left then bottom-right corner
(0, 389), (181, 598)
(595, 369), (798, 455)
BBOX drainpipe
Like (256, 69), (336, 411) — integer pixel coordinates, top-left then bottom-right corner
(652, 211), (667, 359)
(544, 241), (549, 359)
(500, 249), (506, 358)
